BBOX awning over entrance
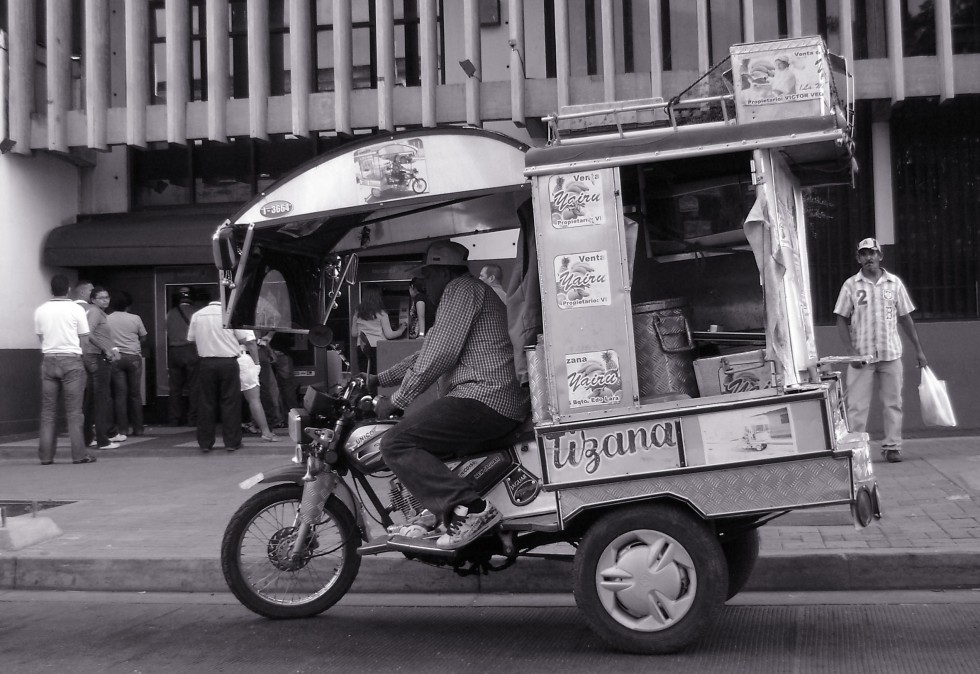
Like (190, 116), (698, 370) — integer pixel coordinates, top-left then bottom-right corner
(43, 208), (233, 267)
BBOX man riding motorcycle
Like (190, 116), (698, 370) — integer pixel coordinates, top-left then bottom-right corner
(372, 240), (530, 549)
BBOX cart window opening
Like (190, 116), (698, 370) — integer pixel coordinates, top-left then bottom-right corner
(256, 270), (292, 328)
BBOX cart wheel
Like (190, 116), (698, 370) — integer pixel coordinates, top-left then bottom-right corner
(412, 178), (428, 194)
(759, 443), (767, 450)
(721, 528), (760, 600)
(573, 502), (727, 654)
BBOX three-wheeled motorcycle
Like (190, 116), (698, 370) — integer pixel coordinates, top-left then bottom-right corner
(212, 37), (879, 654)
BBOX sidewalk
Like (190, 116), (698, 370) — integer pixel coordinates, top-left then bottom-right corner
(1, 427), (979, 594)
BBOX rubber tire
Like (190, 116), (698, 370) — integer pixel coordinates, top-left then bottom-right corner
(412, 178), (428, 194)
(573, 503), (727, 654)
(721, 528), (760, 600)
(221, 484), (361, 619)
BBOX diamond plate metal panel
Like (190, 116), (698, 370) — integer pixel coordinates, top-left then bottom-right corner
(559, 456), (852, 520)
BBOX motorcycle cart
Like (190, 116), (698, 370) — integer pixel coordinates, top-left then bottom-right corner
(213, 37), (878, 654)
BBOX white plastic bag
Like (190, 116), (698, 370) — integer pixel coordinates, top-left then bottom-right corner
(919, 366), (957, 427)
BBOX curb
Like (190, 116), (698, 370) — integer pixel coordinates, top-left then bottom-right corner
(3, 550), (979, 594)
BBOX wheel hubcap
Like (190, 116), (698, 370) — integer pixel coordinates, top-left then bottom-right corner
(596, 529), (697, 632)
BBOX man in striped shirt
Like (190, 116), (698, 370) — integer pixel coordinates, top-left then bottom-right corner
(834, 237), (927, 463)
(373, 241), (529, 549)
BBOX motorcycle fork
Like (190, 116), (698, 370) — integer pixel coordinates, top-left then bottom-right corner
(290, 471), (338, 561)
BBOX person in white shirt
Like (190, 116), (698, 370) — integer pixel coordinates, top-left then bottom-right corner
(35, 275), (95, 465)
(187, 292), (258, 451)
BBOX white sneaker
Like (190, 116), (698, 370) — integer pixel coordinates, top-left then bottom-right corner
(97, 442), (120, 450)
(109, 434), (127, 443)
(87, 440), (97, 447)
(436, 502), (501, 549)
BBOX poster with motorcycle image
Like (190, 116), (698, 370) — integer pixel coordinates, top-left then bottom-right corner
(549, 172), (605, 229)
(566, 350), (623, 408)
(554, 250), (611, 309)
(353, 138), (430, 203)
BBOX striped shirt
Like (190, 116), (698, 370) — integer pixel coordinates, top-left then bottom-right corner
(833, 269), (914, 362)
(379, 274), (530, 420)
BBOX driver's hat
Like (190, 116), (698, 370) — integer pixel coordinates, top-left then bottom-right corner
(856, 237), (881, 253)
(418, 240), (469, 270)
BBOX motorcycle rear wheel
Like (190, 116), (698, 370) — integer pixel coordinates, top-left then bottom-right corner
(221, 484), (361, 619)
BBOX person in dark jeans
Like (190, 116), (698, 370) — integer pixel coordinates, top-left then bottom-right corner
(166, 287), (200, 426)
(82, 286), (122, 449)
(257, 330), (299, 426)
(108, 291), (148, 436)
(372, 241), (529, 550)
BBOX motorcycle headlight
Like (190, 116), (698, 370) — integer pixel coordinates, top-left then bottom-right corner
(288, 408), (310, 443)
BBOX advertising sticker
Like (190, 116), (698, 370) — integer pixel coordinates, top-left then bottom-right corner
(698, 404), (799, 464)
(549, 172), (605, 228)
(541, 418), (683, 483)
(554, 251), (611, 308)
(566, 350), (622, 409)
(735, 46), (824, 106)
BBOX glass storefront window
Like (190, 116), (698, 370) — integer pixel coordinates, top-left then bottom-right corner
(903, 0), (936, 56)
(193, 138), (253, 204)
(953, 0), (980, 53)
(131, 143), (192, 207)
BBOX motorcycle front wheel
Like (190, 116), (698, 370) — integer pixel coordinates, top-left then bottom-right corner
(221, 484), (361, 619)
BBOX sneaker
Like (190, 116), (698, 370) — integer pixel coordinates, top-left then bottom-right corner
(242, 422), (261, 435)
(87, 440), (96, 447)
(883, 448), (902, 463)
(97, 442), (120, 450)
(387, 509), (438, 539)
(109, 434), (127, 443)
(436, 502), (501, 549)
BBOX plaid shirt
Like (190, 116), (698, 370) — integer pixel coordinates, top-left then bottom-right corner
(379, 274), (529, 420)
(833, 268), (914, 362)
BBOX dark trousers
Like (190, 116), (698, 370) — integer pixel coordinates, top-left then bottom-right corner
(167, 345), (200, 425)
(258, 346), (282, 427)
(379, 396), (520, 524)
(271, 349), (299, 415)
(83, 354), (112, 446)
(112, 353), (144, 434)
(196, 357), (242, 450)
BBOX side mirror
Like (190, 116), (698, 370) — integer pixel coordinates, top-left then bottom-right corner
(309, 325), (334, 349)
(212, 225), (239, 271)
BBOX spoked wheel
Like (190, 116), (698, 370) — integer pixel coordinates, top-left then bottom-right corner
(221, 484), (361, 619)
(573, 503), (727, 654)
(411, 177), (427, 193)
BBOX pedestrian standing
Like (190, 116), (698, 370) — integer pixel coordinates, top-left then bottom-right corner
(834, 237), (928, 463)
(108, 291), (148, 436)
(82, 286), (123, 449)
(257, 330), (299, 426)
(478, 264), (508, 304)
(237, 340), (277, 442)
(166, 287), (200, 426)
(187, 292), (258, 451)
(407, 277), (433, 339)
(351, 286), (405, 374)
(35, 275), (95, 465)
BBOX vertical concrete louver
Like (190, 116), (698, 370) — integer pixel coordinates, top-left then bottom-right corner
(124, 0), (149, 148)
(47, 2), (71, 153)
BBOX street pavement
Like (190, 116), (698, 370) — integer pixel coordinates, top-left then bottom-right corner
(1, 426), (979, 594)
